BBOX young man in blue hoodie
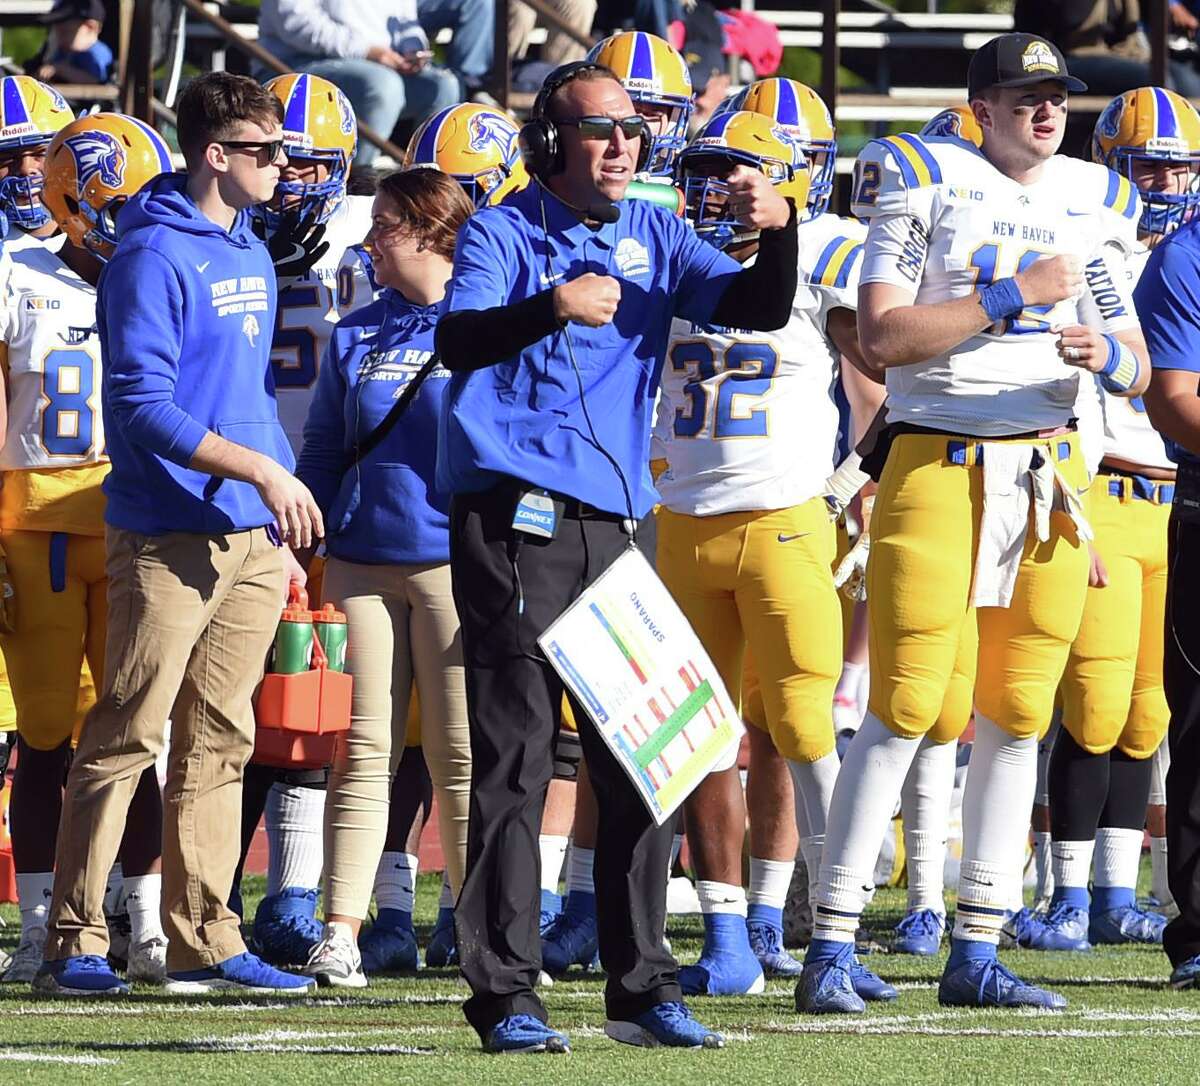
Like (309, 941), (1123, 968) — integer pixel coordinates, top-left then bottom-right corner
(35, 73), (325, 997)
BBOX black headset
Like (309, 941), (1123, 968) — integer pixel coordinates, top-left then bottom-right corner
(519, 61), (648, 178)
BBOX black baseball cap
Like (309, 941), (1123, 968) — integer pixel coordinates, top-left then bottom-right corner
(967, 33), (1087, 99)
(42, 0), (105, 24)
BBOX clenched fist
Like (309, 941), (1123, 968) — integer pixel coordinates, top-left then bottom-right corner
(553, 272), (621, 327)
(724, 165), (791, 230)
(1013, 254), (1083, 308)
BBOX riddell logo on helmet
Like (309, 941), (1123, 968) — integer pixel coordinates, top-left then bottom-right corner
(1021, 41), (1060, 75)
(0, 122), (36, 140)
(283, 129), (314, 150)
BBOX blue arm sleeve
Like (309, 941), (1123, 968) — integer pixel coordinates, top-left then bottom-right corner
(296, 335), (350, 515)
(1134, 235), (1200, 373)
(102, 248), (210, 465)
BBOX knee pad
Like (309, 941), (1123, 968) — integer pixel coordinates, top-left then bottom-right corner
(552, 728), (581, 782)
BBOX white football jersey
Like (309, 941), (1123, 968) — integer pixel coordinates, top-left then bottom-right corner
(853, 134), (1141, 436)
(271, 193), (372, 453)
(653, 214), (866, 516)
(0, 242), (102, 472)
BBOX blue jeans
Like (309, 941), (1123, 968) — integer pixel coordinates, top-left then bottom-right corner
(418, 0), (495, 88)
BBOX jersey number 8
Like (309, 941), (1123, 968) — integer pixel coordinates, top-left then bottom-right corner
(40, 348), (96, 457)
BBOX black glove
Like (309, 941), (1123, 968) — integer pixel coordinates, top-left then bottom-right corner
(252, 210), (329, 289)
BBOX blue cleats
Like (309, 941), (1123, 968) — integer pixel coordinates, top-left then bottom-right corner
(1020, 902), (1091, 952)
(679, 912), (765, 995)
(33, 955), (129, 997)
(539, 889), (562, 937)
(893, 909), (946, 956)
(252, 887), (323, 966)
(1000, 906), (1038, 948)
(1170, 955), (1200, 990)
(424, 906), (458, 967)
(483, 1014), (570, 1054)
(748, 918), (802, 978)
(164, 951), (315, 995)
(795, 943), (867, 1015)
(1089, 904), (1166, 945)
(540, 893), (599, 977)
(359, 908), (419, 974)
(848, 955), (898, 1001)
(939, 954), (1066, 1009)
(605, 1001), (724, 1049)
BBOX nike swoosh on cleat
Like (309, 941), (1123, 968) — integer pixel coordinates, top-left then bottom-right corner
(777, 532), (810, 543)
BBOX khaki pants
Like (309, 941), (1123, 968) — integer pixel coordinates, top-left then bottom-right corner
(45, 526), (283, 971)
(508, 0), (596, 64)
(322, 557), (470, 918)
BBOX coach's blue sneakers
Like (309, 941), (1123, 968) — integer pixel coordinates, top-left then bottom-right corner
(939, 944), (1066, 1009)
(483, 1014), (570, 1054)
(540, 892), (599, 976)
(359, 908), (419, 974)
(253, 887), (323, 966)
(1089, 904), (1166, 945)
(1021, 901), (1091, 952)
(894, 909), (946, 956)
(748, 911), (802, 978)
(539, 889), (562, 937)
(33, 955), (129, 996)
(605, 1001), (724, 1049)
(424, 906), (458, 968)
(679, 912), (766, 995)
(795, 943), (867, 1014)
(164, 951), (315, 995)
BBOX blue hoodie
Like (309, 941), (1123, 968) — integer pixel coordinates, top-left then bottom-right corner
(296, 290), (449, 566)
(99, 173), (292, 535)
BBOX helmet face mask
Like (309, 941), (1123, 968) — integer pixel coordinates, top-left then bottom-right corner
(271, 149), (345, 223)
(0, 77), (72, 230)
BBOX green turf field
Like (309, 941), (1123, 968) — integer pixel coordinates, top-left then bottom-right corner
(0, 870), (1195, 1085)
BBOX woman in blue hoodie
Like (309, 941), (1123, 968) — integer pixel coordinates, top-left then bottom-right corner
(297, 167), (474, 987)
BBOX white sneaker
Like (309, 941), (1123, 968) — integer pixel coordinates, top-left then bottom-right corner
(305, 923), (367, 989)
(3, 927), (46, 983)
(126, 936), (168, 985)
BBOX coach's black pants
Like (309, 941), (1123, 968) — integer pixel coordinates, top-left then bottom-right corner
(1163, 480), (1200, 967)
(450, 482), (681, 1038)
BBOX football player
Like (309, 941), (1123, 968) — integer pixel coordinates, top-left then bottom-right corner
(797, 32), (1149, 1013)
(235, 72), (372, 967)
(1021, 87), (1198, 951)
(0, 76), (71, 250)
(0, 112), (172, 985)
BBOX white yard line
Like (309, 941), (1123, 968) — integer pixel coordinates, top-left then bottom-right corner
(0, 1050), (117, 1065)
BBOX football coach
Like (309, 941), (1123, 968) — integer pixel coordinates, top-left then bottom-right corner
(434, 61), (802, 1054)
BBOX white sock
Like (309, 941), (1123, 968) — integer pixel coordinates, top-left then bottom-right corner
(1150, 740), (1169, 807)
(813, 711), (921, 943)
(834, 661), (865, 703)
(696, 880), (746, 916)
(900, 736), (957, 915)
(1051, 839), (1095, 890)
(566, 846), (595, 895)
(104, 862), (124, 916)
(123, 873), (165, 945)
(538, 834), (569, 894)
(748, 857), (793, 910)
(953, 715), (1037, 944)
(439, 873), (454, 909)
(1094, 827), (1143, 890)
(265, 783), (325, 894)
(1033, 830), (1054, 902)
(374, 851), (418, 913)
(788, 750), (840, 841)
(800, 836), (824, 911)
(16, 871), (53, 936)
(1151, 837), (1174, 908)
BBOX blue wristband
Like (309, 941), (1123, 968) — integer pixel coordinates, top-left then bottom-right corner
(1098, 333), (1140, 394)
(979, 277), (1026, 323)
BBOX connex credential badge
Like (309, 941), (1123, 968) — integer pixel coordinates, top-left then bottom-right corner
(512, 487), (563, 539)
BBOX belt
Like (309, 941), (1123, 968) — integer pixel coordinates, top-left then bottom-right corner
(500, 478), (629, 523)
(1103, 470), (1175, 506)
(946, 438), (1073, 468)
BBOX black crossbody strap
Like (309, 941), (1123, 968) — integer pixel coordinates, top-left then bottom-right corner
(349, 353), (441, 469)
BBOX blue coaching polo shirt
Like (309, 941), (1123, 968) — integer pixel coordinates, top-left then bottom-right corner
(437, 181), (743, 517)
(1134, 219), (1200, 467)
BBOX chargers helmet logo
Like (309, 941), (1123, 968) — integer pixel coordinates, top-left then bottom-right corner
(65, 131), (126, 191)
(337, 89), (355, 136)
(242, 313), (260, 346)
(468, 112), (516, 161)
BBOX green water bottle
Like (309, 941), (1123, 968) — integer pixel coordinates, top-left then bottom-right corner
(313, 603), (348, 673)
(273, 586), (314, 674)
(624, 179), (685, 216)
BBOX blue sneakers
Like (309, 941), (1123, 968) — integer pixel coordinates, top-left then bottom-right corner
(540, 893), (599, 977)
(679, 913), (766, 995)
(1020, 902), (1091, 952)
(748, 918), (802, 978)
(164, 951), (316, 995)
(938, 954), (1067, 1009)
(424, 906), (458, 968)
(359, 909), (419, 974)
(605, 1001), (724, 1049)
(795, 943), (867, 1014)
(1170, 955), (1200, 989)
(33, 955), (129, 997)
(1089, 904), (1167, 945)
(894, 909), (946, 956)
(252, 887), (323, 966)
(539, 889), (562, 937)
(483, 1014), (570, 1054)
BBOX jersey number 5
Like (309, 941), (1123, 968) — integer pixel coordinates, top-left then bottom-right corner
(271, 283), (323, 388)
(671, 341), (778, 439)
(40, 348), (96, 457)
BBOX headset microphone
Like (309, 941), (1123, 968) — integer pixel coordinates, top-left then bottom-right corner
(587, 201), (620, 224)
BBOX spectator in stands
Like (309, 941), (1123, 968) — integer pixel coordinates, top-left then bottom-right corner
(415, 0), (495, 99)
(1014, 0), (1200, 96)
(509, 0), (596, 69)
(259, 0), (460, 165)
(35, 0), (113, 84)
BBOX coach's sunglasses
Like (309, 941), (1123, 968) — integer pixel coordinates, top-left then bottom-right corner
(219, 139), (286, 165)
(555, 115), (646, 142)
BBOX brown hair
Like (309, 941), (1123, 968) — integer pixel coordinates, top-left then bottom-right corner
(375, 167), (474, 261)
(176, 73), (285, 170)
